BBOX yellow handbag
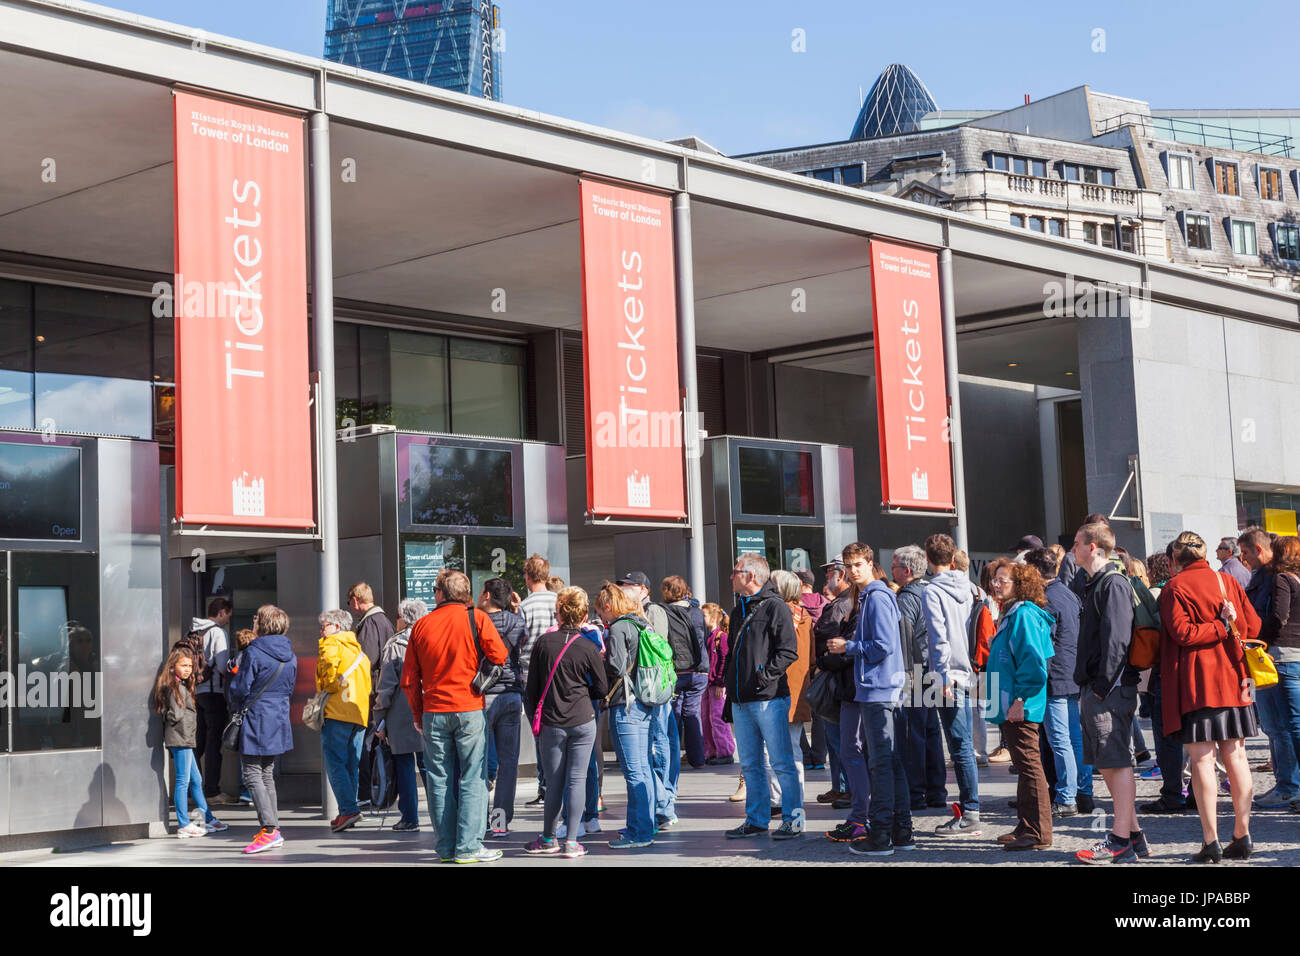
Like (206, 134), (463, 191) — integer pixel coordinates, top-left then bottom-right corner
(1217, 573), (1277, 690)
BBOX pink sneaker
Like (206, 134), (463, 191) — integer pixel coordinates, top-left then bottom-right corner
(524, 835), (561, 855)
(561, 841), (587, 859)
(242, 827), (284, 855)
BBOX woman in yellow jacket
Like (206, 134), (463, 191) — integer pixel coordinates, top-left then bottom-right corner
(317, 608), (373, 832)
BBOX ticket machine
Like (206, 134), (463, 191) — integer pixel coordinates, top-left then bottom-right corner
(336, 428), (569, 612)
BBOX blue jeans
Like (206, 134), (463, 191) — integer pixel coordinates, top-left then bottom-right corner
(485, 691), (522, 823)
(652, 696), (679, 820)
(394, 751), (419, 825)
(863, 702), (911, 837)
(1148, 677), (1182, 806)
(937, 688), (980, 813)
(421, 709), (489, 860)
(823, 718), (847, 793)
(1043, 696), (1079, 806)
(733, 697), (801, 828)
(901, 703), (947, 804)
(672, 672), (709, 768)
(321, 718), (364, 816)
(610, 699), (657, 842)
(168, 746), (213, 829)
(1257, 667), (1300, 797)
(838, 700), (871, 825)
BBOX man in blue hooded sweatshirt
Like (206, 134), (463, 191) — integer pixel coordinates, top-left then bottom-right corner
(826, 541), (911, 857)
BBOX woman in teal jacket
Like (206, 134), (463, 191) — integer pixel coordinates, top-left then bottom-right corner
(986, 559), (1056, 851)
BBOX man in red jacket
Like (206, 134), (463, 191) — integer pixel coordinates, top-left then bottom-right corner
(402, 569), (507, 864)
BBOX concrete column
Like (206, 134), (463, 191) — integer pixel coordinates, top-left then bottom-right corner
(673, 192), (707, 603)
(310, 111), (340, 820)
(938, 248), (969, 553)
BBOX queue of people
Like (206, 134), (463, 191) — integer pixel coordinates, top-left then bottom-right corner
(158, 515), (1284, 863)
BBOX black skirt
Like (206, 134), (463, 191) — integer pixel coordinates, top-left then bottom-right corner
(1179, 704), (1259, 743)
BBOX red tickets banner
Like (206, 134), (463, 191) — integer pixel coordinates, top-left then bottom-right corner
(173, 91), (313, 527)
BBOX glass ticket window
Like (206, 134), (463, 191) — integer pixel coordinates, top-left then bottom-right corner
(206, 557), (277, 635)
(733, 525), (827, 592)
(6, 552), (101, 752)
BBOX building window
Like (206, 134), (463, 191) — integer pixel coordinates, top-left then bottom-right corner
(1120, 225), (1136, 253)
(1215, 161), (1240, 196)
(1009, 213), (1025, 228)
(1099, 223), (1117, 248)
(1167, 154), (1194, 190)
(1185, 213), (1212, 250)
(1277, 223), (1300, 261)
(811, 168), (835, 182)
(990, 154), (1046, 177)
(1082, 222), (1097, 243)
(1049, 218), (1065, 236)
(840, 164), (864, 186)
(1260, 167), (1283, 201)
(1028, 216), (1045, 232)
(1063, 163), (1116, 186)
(1230, 220), (1258, 255)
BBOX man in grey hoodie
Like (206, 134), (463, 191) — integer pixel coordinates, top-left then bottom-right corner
(921, 533), (982, 835)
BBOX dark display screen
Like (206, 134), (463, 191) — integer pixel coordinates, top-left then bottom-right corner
(405, 443), (513, 529)
(737, 447), (814, 518)
(0, 442), (82, 541)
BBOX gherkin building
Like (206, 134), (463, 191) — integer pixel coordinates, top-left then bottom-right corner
(850, 63), (937, 139)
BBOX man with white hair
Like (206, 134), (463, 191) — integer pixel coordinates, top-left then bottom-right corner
(892, 544), (946, 810)
(721, 552), (802, 840)
(1215, 537), (1252, 590)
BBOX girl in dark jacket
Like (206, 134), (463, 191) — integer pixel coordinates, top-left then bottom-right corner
(1158, 532), (1260, 862)
(155, 646), (227, 837)
(227, 604), (298, 856)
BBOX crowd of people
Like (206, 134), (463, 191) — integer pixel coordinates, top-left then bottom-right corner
(153, 516), (1295, 863)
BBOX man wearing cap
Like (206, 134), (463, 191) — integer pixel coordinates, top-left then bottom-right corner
(618, 571), (677, 827)
(1013, 534), (1044, 563)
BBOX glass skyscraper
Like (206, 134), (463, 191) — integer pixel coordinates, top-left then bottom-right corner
(850, 63), (937, 140)
(324, 0), (503, 101)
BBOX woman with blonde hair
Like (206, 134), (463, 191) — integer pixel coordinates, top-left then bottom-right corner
(523, 587), (608, 858)
(1158, 531), (1260, 862)
(594, 582), (660, 849)
(769, 570), (814, 809)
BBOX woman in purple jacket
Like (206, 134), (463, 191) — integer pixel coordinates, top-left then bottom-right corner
(700, 603), (735, 765)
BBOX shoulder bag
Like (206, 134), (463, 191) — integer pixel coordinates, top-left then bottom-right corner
(469, 607), (504, 696)
(223, 658), (286, 750)
(303, 645), (367, 732)
(1217, 571), (1277, 690)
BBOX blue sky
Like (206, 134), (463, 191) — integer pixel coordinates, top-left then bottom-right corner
(105, 0), (1298, 154)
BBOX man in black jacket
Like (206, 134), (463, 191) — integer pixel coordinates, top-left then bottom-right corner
(722, 552), (801, 840)
(892, 544), (946, 810)
(349, 582), (395, 808)
(813, 559), (853, 805)
(1070, 522), (1144, 865)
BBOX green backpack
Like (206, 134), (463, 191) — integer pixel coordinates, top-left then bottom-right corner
(619, 617), (676, 706)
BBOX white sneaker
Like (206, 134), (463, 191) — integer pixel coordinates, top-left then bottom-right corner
(204, 818), (229, 833)
(555, 822), (567, 840)
(583, 818), (602, 834)
(177, 822), (207, 838)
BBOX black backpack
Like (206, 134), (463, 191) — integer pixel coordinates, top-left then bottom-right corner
(177, 624), (215, 686)
(660, 604), (701, 673)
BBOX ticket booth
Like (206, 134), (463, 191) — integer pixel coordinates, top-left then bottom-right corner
(0, 432), (163, 838)
(336, 428), (569, 611)
(701, 436), (857, 601)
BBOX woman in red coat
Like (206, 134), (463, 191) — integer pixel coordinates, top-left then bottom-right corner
(1158, 532), (1261, 862)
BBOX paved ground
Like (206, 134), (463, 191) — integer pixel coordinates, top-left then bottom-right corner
(8, 722), (1299, 866)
